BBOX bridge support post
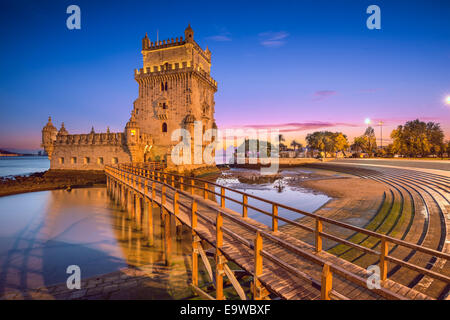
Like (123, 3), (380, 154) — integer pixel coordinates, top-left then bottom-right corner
(136, 195), (142, 230)
(380, 238), (388, 281)
(121, 184), (126, 211)
(145, 198), (154, 246)
(220, 187), (225, 208)
(272, 204), (278, 232)
(164, 209), (172, 266)
(315, 219), (323, 253)
(191, 201), (199, 287)
(174, 192), (182, 240)
(128, 190), (134, 220)
(253, 231), (263, 300)
(204, 183), (208, 200)
(216, 212), (224, 300)
(321, 264), (332, 300)
(243, 195), (248, 218)
(114, 181), (119, 205)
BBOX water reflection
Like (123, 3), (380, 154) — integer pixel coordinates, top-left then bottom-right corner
(214, 169), (331, 227)
(0, 188), (193, 296)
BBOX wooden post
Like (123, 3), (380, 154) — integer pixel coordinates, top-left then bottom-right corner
(132, 192), (137, 219)
(220, 187), (225, 208)
(272, 204), (278, 232)
(321, 264), (332, 300)
(164, 207), (172, 266)
(243, 195), (248, 218)
(204, 182), (208, 200)
(136, 196), (142, 230)
(129, 190), (135, 220)
(216, 212), (224, 300)
(171, 176), (175, 187)
(191, 200), (198, 286)
(151, 181), (156, 205)
(191, 179), (195, 195)
(146, 198), (153, 246)
(174, 192), (179, 216)
(315, 218), (323, 253)
(180, 177), (184, 191)
(380, 237), (388, 281)
(162, 185), (166, 205)
(253, 231), (263, 300)
(144, 179), (148, 195)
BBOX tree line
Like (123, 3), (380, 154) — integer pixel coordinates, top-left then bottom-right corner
(304, 119), (448, 158)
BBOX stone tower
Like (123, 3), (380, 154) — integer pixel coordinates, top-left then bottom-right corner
(132, 24), (218, 163)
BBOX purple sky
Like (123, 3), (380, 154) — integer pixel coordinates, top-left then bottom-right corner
(0, 0), (449, 151)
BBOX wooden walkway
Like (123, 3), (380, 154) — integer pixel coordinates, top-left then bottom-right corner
(105, 163), (450, 300)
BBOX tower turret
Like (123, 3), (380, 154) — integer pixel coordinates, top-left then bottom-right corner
(41, 116), (58, 159)
(185, 24), (194, 42)
(142, 32), (150, 50)
(124, 112), (144, 162)
(58, 122), (69, 136)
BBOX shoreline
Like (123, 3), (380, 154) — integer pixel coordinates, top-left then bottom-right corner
(0, 169), (106, 197)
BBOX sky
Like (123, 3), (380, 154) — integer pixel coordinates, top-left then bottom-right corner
(0, 0), (449, 151)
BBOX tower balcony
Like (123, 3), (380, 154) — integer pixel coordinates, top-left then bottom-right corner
(134, 63), (217, 90)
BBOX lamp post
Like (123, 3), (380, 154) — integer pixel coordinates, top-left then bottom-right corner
(365, 118), (371, 157)
(378, 121), (384, 148)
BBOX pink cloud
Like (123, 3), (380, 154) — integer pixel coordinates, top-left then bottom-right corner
(313, 90), (337, 101)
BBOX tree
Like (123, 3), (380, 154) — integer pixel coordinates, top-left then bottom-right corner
(290, 140), (303, 152)
(306, 131), (349, 158)
(390, 119), (444, 157)
(278, 134), (287, 151)
(353, 126), (377, 156)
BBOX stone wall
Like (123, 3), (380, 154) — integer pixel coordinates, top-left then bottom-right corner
(51, 144), (131, 170)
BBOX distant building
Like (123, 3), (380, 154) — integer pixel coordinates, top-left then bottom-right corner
(42, 25), (217, 171)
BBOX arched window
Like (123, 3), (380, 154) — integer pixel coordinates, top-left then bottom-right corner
(164, 82), (168, 91)
(71, 157), (77, 164)
(162, 102), (167, 109)
(84, 157), (90, 164)
(112, 157), (118, 164)
(97, 157), (104, 164)
(162, 122), (167, 133)
(161, 82), (164, 91)
(59, 157), (64, 164)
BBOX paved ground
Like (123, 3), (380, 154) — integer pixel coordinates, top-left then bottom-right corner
(331, 159), (450, 171)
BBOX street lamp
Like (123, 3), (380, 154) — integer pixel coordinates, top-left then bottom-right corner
(378, 121), (384, 148)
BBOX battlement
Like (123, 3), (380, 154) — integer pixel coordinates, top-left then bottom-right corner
(144, 37), (185, 51)
(134, 63), (217, 89)
(55, 132), (125, 146)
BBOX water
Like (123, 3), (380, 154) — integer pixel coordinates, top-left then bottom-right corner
(0, 188), (191, 295)
(0, 156), (50, 177)
(213, 168), (331, 227)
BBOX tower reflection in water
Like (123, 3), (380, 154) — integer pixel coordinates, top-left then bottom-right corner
(0, 187), (198, 298)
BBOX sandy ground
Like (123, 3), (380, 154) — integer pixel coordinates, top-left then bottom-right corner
(282, 173), (388, 248)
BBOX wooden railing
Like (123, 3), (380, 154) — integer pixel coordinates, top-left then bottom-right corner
(105, 163), (450, 300)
